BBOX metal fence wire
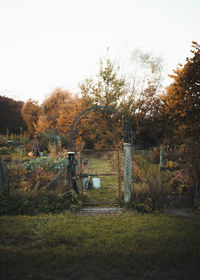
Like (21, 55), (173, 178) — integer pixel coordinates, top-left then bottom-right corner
(132, 146), (200, 206)
(75, 149), (123, 202)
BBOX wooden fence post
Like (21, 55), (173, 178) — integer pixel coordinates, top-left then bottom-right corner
(195, 153), (200, 197)
(158, 146), (163, 192)
(2, 163), (9, 186)
(0, 158), (9, 191)
(77, 151), (83, 194)
(117, 150), (122, 200)
(0, 158), (3, 189)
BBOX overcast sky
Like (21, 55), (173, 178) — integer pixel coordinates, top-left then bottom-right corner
(0, 0), (199, 104)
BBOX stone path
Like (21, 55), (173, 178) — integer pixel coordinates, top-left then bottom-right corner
(77, 207), (199, 216)
(77, 207), (124, 216)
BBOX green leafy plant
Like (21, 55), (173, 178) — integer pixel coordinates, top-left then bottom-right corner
(132, 197), (154, 213)
(0, 146), (10, 155)
(0, 189), (82, 216)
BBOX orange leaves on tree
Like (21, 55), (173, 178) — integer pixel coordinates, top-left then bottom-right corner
(163, 41), (200, 139)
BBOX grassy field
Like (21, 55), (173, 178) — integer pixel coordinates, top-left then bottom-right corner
(81, 156), (122, 204)
(0, 212), (200, 280)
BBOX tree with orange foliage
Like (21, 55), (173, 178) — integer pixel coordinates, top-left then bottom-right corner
(32, 88), (85, 150)
(56, 95), (87, 150)
(21, 99), (41, 136)
(163, 42), (200, 140)
(56, 95), (85, 134)
(34, 88), (73, 134)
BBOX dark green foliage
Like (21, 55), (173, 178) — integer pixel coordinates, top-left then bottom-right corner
(0, 147), (10, 155)
(36, 130), (68, 151)
(132, 197), (154, 213)
(23, 156), (68, 171)
(0, 95), (26, 134)
(128, 194), (159, 213)
(0, 189), (81, 216)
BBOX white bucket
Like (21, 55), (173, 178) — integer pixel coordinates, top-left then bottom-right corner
(92, 178), (101, 188)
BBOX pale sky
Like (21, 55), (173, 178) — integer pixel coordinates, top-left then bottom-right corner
(0, 0), (199, 104)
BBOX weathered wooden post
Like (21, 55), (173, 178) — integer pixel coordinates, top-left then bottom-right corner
(77, 151), (83, 194)
(117, 150), (122, 200)
(194, 153), (200, 197)
(68, 151), (79, 193)
(0, 158), (3, 189)
(0, 158), (9, 191)
(158, 146), (163, 192)
(123, 143), (132, 203)
(2, 163), (9, 187)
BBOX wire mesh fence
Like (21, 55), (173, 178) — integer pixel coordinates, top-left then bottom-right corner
(75, 149), (123, 204)
(0, 155), (70, 193)
(132, 145), (200, 208)
(1, 137), (199, 209)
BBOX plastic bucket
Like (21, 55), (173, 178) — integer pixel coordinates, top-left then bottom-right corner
(82, 176), (90, 189)
(92, 178), (101, 188)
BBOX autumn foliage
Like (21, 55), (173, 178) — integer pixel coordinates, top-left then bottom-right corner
(21, 99), (41, 136)
(1, 42), (199, 149)
(163, 41), (200, 140)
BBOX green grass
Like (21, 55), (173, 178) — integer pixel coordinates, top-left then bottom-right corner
(83, 185), (119, 204)
(0, 212), (200, 279)
(82, 157), (122, 204)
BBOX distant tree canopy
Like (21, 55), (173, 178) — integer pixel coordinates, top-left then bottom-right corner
(127, 49), (166, 146)
(163, 41), (200, 141)
(34, 88), (73, 134)
(79, 58), (127, 148)
(20, 88), (85, 149)
(0, 95), (26, 134)
(2, 42), (198, 149)
(80, 58), (127, 108)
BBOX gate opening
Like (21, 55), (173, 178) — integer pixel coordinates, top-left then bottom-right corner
(68, 106), (133, 203)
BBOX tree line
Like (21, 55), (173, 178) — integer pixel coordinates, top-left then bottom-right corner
(0, 95), (26, 134)
(1, 42), (199, 148)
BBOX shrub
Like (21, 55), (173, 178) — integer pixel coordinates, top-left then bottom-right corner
(0, 189), (82, 216)
(132, 197), (154, 213)
(127, 182), (164, 213)
(148, 147), (160, 164)
(0, 146), (10, 155)
(7, 162), (28, 189)
(1, 155), (12, 162)
(0, 135), (9, 147)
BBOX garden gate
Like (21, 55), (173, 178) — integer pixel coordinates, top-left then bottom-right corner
(68, 106), (133, 203)
(76, 149), (122, 203)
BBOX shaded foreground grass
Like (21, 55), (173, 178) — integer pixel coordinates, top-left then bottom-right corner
(0, 212), (200, 280)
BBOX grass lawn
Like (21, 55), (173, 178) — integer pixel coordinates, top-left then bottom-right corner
(81, 157), (122, 204)
(0, 212), (200, 280)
